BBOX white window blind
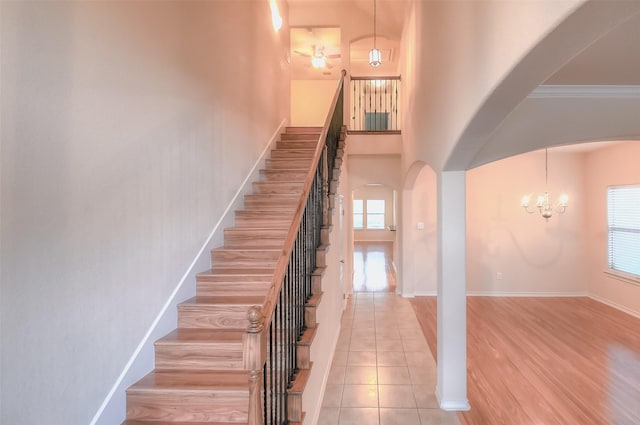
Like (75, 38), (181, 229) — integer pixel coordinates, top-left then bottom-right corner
(607, 185), (640, 277)
(353, 199), (364, 230)
(366, 199), (385, 230)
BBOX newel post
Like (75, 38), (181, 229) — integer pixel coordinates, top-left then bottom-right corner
(245, 305), (265, 425)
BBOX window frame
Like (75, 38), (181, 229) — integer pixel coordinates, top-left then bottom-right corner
(606, 184), (640, 284)
(353, 198), (386, 231)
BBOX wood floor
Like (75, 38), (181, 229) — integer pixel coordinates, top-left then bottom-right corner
(352, 242), (396, 292)
(410, 296), (640, 425)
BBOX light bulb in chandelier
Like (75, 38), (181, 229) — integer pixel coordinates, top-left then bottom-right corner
(521, 148), (569, 221)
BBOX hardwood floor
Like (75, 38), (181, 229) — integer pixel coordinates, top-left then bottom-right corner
(352, 242), (396, 292)
(410, 296), (640, 425)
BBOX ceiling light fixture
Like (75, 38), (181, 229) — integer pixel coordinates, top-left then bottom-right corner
(521, 148), (568, 221)
(369, 0), (382, 67)
(311, 54), (326, 68)
(269, 0), (282, 31)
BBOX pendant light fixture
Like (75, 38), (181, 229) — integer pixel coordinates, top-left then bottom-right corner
(369, 0), (382, 67)
(521, 148), (568, 221)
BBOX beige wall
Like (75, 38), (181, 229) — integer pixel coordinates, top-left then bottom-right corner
(0, 2), (290, 424)
(466, 150), (586, 295)
(290, 79), (338, 126)
(585, 142), (640, 317)
(403, 164), (438, 296)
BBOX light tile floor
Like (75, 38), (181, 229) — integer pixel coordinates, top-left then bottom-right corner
(318, 292), (460, 425)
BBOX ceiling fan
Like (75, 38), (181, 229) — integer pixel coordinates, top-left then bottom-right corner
(293, 45), (341, 69)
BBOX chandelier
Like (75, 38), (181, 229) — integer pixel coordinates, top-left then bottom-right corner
(521, 148), (568, 221)
(369, 0), (382, 67)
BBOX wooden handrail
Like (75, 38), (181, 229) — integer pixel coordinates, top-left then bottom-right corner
(257, 68), (346, 332)
(245, 69), (346, 425)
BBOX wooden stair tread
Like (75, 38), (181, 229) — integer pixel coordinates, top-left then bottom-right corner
(298, 325), (317, 346)
(288, 367), (311, 394)
(181, 295), (264, 306)
(128, 370), (249, 392)
(157, 328), (245, 344)
(199, 267), (275, 276)
(306, 292), (323, 307)
(285, 126), (322, 133)
(124, 421), (241, 425)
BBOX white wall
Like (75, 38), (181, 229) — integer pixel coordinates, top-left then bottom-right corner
(466, 150), (586, 295)
(0, 2), (290, 424)
(402, 164), (438, 296)
(291, 80), (338, 126)
(585, 142), (640, 317)
(302, 191), (348, 425)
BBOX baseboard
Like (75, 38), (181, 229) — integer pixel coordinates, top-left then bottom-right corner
(415, 291), (437, 297)
(89, 119), (287, 425)
(589, 294), (640, 320)
(466, 291), (588, 297)
(435, 386), (470, 411)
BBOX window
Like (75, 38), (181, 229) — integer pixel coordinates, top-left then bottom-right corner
(364, 112), (389, 131)
(353, 199), (363, 229)
(607, 185), (640, 278)
(366, 199), (385, 229)
(354, 198), (386, 230)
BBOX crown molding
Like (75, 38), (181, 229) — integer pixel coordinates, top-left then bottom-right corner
(529, 85), (640, 99)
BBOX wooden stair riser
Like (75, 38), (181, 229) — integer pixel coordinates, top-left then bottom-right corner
(252, 181), (304, 195)
(280, 133), (320, 141)
(211, 248), (280, 268)
(320, 226), (332, 245)
(155, 342), (244, 371)
(234, 210), (295, 228)
(243, 194), (299, 211)
(126, 391), (248, 423)
(304, 305), (317, 329)
(316, 245), (330, 268)
(276, 140), (318, 150)
(285, 126), (322, 134)
(296, 327), (317, 370)
(266, 158), (314, 169)
(178, 304), (252, 330)
(336, 148), (344, 159)
(260, 169), (308, 182)
(196, 281), (270, 297)
(287, 368), (311, 423)
(270, 149), (316, 159)
(335, 157), (343, 168)
(311, 273), (323, 294)
(224, 228), (287, 248)
(304, 293), (323, 329)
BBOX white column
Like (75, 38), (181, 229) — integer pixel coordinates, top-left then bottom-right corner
(436, 171), (470, 411)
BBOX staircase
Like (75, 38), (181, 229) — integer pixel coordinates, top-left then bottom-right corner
(122, 125), (346, 425)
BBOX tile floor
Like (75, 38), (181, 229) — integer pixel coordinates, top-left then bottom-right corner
(317, 292), (460, 425)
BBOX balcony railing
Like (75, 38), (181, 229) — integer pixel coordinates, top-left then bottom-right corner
(349, 76), (401, 133)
